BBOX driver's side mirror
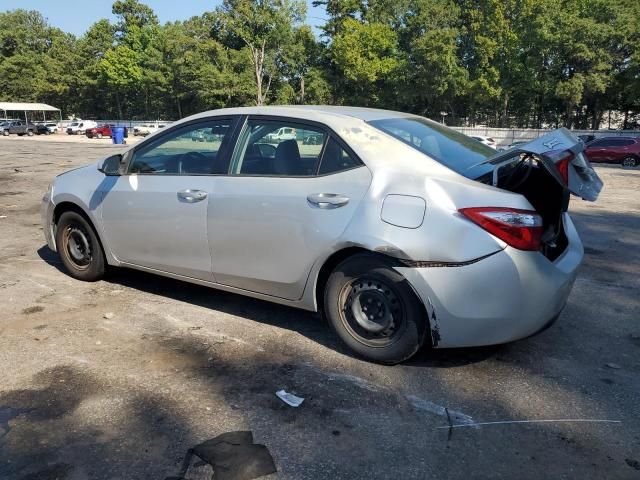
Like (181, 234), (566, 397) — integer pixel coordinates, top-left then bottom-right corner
(98, 154), (122, 176)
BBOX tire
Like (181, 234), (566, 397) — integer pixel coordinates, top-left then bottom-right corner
(622, 156), (638, 168)
(27, 130), (34, 136)
(2, 131), (8, 136)
(55, 211), (105, 282)
(97, 133), (103, 139)
(324, 253), (428, 364)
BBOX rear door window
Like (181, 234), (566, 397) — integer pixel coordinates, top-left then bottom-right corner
(318, 137), (362, 175)
(231, 120), (327, 176)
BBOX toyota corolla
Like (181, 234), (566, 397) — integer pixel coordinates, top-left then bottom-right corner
(41, 106), (603, 364)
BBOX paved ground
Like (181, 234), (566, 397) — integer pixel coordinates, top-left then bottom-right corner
(0, 135), (638, 479)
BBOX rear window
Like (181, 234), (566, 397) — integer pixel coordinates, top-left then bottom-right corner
(368, 116), (496, 178)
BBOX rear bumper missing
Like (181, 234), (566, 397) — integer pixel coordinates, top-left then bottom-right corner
(396, 213), (583, 348)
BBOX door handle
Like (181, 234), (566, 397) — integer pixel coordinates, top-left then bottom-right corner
(307, 193), (349, 209)
(177, 189), (207, 203)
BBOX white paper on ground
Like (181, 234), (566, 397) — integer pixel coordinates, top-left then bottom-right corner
(276, 389), (304, 407)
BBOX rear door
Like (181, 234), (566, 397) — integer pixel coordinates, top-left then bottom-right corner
(207, 116), (372, 300)
(100, 117), (239, 280)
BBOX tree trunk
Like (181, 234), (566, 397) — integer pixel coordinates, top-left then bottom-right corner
(115, 91), (123, 120)
(176, 96), (182, 119)
(300, 76), (305, 104)
(500, 92), (509, 128)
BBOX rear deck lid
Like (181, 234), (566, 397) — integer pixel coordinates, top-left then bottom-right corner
(476, 128), (603, 201)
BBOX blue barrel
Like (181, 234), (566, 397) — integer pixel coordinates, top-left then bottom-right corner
(112, 126), (125, 145)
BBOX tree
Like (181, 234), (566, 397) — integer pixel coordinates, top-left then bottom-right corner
(214, 0), (306, 105)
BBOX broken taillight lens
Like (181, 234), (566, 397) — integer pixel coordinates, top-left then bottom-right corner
(459, 207), (543, 251)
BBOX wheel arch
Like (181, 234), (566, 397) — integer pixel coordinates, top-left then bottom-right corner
(313, 246), (433, 346)
(52, 201), (111, 264)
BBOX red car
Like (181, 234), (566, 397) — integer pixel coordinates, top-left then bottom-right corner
(86, 124), (113, 139)
(584, 136), (640, 167)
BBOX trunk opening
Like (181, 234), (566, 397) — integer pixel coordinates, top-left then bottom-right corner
(478, 156), (569, 261)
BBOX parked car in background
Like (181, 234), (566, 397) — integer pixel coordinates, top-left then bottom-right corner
(265, 126), (297, 143)
(42, 106), (603, 364)
(0, 120), (15, 134)
(578, 134), (596, 144)
(86, 124), (113, 139)
(499, 140), (528, 151)
(584, 136), (640, 167)
(36, 123), (59, 135)
(2, 120), (36, 136)
(67, 120), (98, 135)
(470, 135), (497, 149)
(133, 122), (168, 137)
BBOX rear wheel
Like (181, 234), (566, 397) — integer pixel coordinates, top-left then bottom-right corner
(324, 253), (428, 364)
(55, 211), (105, 282)
(27, 130), (34, 136)
(622, 156), (638, 168)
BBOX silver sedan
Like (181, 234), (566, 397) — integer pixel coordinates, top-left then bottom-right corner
(41, 106), (603, 364)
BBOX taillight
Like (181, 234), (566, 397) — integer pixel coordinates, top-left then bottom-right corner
(459, 207), (543, 251)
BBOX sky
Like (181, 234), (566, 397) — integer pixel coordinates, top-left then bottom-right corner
(1, 0), (328, 36)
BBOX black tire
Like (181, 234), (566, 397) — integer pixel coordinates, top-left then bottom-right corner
(324, 253), (428, 364)
(2, 131), (8, 136)
(27, 130), (34, 136)
(622, 156), (638, 168)
(55, 211), (105, 282)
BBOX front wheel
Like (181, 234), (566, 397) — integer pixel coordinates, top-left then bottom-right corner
(55, 211), (105, 282)
(97, 133), (103, 139)
(27, 130), (34, 136)
(622, 156), (638, 168)
(324, 253), (428, 364)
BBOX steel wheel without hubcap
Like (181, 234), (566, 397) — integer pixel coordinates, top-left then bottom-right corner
(622, 156), (638, 168)
(340, 278), (405, 347)
(55, 211), (105, 281)
(62, 224), (93, 270)
(324, 253), (428, 364)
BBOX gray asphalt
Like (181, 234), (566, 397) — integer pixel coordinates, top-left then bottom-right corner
(0, 135), (638, 479)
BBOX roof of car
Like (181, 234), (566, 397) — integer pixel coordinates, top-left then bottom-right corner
(192, 105), (414, 122)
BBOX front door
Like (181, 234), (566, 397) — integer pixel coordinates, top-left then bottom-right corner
(100, 117), (238, 280)
(207, 117), (372, 300)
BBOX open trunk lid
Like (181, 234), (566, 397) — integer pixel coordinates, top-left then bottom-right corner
(476, 128), (603, 201)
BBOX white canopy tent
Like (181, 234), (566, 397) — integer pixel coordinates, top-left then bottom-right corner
(0, 102), (62, 123)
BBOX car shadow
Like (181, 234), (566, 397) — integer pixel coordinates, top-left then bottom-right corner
(36, 244), (496, 368)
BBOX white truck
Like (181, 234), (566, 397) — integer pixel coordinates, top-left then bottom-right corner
(66, 120), (98, 135)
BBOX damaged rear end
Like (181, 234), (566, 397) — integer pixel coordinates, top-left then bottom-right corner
(471, 128), (603, 261)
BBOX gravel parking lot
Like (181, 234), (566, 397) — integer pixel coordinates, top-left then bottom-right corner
(0, 135), (638, 479)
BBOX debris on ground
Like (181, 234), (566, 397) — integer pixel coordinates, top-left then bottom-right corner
(605, 362), (622, 369)
(276, 389), (304, 407)
(103, 312), (114, 319)
(168, 431), (276, 480)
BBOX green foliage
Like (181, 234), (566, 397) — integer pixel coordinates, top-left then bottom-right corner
(0, 0), (638, 127)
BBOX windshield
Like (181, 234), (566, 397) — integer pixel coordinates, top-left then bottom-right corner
(368, 116), (496, 178)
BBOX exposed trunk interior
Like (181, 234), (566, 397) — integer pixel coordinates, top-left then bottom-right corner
(478, 156), (569, 261)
